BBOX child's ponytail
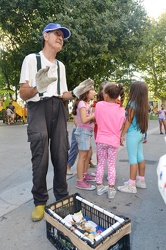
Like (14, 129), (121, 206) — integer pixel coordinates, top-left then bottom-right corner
(118, 84), (125, 107)
(72, 99), (79, 116)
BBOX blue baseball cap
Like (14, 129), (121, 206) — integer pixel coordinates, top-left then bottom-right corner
(42, 23), (71, 40)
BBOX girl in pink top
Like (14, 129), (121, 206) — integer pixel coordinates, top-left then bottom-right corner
(95, 82), (125, 199)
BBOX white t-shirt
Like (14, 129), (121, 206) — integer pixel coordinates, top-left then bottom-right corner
(6, 108), (13, 116)
(158, 109), (166, 120)
(19, 51), (68, 102)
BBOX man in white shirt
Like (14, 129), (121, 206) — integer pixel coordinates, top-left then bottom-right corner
(19, 23), (76, 222)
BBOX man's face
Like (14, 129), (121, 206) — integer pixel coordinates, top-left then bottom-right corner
(44, 29), (64, 52)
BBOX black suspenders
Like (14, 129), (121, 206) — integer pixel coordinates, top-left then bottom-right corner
(36, 52), (41, 71)
(56, 60), (60, 95)
(35, 53), (60, 96)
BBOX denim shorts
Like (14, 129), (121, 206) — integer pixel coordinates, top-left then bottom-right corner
(158, 118), (165, 121)
(74, 127), (93, 151)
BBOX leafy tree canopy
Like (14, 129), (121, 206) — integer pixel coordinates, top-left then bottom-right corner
(135, 13), (166, 101)
(0, 0), (148, 96)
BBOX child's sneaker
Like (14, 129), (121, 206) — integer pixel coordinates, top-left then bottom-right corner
(97, 185), (108, 195)
(108, 187), (116, 199)
(123, 180), (129, 185)
(76, 180), (96, 190)
(136, 179), (146, 189)
(84, 173), (96, 182)
(91, 171), (96, 177)
(67, 169), (73, 175)
(117, 183), (137, 193)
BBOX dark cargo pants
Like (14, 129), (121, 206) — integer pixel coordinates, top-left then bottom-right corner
(27, 97), (69, 205)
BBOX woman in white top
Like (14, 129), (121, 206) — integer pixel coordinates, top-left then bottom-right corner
(157, 104), (166, 134)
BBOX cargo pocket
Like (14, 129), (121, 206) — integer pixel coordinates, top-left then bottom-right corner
(28, 132), (44, 156)
(28, 132), (41, 143)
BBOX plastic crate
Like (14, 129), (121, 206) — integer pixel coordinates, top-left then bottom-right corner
(44, 193), (131, 250)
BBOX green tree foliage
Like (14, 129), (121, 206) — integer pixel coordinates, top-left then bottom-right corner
(62, 0), (148, 90)
(136, 13), (166, 101)
(0, 0), (147, 96)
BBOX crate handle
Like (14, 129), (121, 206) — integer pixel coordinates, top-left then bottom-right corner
(76, 195), (125, 223)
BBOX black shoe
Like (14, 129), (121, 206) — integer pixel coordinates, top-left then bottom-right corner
(160, 132), (164, 134)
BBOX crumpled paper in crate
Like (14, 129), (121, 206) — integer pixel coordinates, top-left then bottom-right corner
(63, 211), (98, 241)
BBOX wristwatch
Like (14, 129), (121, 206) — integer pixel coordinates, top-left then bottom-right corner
(71, 90), (76, 98)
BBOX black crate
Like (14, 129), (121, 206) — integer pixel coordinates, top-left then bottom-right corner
(45, 193), (131, 250)
(107, 235), (130, 250)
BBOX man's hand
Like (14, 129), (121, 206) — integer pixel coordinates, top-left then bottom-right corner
(35, 66), (57, 93)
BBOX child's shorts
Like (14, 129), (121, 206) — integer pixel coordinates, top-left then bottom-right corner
(74, 127), (93, 151)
